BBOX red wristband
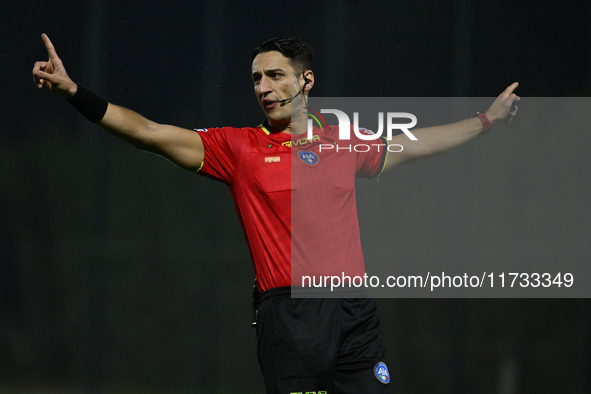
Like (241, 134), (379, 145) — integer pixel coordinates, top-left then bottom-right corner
(477, 112), (492, 133)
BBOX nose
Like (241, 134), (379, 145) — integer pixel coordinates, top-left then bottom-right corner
(256, 76), (272, 96)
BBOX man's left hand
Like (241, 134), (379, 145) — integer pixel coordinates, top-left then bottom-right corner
(486, 82), (520, 126)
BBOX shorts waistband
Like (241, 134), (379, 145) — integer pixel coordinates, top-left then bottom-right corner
(259, 286), (371, 301)
(259, 286), (292, 303)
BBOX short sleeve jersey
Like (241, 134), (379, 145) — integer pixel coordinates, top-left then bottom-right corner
(197, 123), (388, 292)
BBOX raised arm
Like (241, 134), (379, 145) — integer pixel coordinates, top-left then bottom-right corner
(382, 83), (520, 172)
(32, 33), (204, 172)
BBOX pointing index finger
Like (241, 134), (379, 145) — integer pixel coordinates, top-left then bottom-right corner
(41, 33), (59, 59)
(503, 82), (519, 95)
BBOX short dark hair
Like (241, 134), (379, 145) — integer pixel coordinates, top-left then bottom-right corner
(251, 36), (314, 74)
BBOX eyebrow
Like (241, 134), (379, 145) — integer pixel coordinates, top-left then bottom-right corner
(252, 68), (285, 79)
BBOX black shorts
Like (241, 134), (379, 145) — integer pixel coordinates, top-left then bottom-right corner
(254, 287), (392, 394)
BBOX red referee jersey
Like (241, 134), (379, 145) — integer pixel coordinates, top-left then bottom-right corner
(197, 123), (388, 292)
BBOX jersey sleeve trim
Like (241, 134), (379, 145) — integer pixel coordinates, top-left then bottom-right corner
(377, 137), (389, 176)
(195, 160), (204, 173)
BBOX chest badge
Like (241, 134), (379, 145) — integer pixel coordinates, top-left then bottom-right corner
(265, 156), (280, 163)
(297, 150), (319, 165)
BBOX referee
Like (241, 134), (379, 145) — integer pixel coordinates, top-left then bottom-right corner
(33, 34), (519, 393)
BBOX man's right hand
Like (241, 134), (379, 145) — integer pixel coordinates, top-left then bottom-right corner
(32, 33), (77, 98)
(32, 33), (205, 172)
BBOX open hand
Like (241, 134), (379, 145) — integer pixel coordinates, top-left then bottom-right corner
(32, 34), (77, 97)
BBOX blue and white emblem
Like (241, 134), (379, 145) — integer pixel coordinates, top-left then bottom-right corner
(297, 150), (319, 165)
(374, 362), (390, 384)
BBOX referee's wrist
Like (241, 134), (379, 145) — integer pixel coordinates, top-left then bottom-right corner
(66, 84), (108, 123)
(67, 83), (78, 98)
(471, 111), (492, 134)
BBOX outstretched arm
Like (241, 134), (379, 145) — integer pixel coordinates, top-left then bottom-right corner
(32, 33), (204, 172)
(382, 83), (520, 172)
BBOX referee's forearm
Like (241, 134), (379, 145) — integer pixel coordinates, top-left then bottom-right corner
(386, 117), (484, 169)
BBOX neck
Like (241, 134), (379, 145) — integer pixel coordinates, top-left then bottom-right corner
(267, 108), (308, 135)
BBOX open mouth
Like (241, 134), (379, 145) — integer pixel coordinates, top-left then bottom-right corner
(262, 98), (278, 111)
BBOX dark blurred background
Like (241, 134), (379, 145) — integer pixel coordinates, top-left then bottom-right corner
(2, 0), (591, 393)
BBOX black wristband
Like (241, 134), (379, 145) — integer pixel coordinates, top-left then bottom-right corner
(66, 85), (108, 123)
